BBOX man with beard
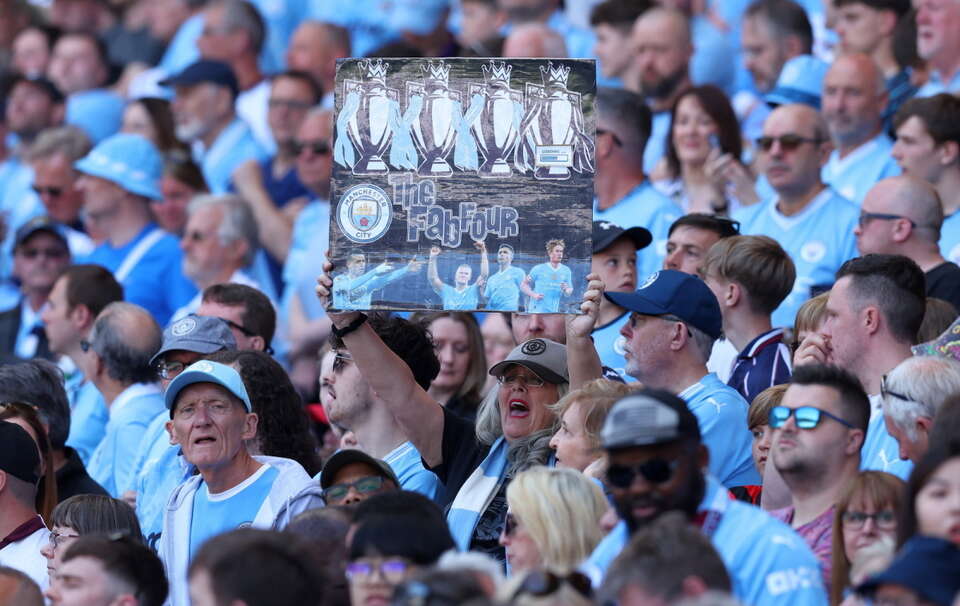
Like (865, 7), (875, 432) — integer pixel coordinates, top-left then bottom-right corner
(769, 364), (869, 591)
(630, 7), (693, 174)
(584, 389), (828, 606)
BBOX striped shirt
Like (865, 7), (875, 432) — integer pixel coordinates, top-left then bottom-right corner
(727, 328), (793, 405)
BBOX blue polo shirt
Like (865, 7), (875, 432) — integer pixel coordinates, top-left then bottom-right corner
(591, 312), (635, 383)
(735, 189), (859, 327)
(198, 119), (268, 194)
(64, 378), (109, 466)
(585, 475), (828, 606)
(821, 134), (900, 205)
(914, 68), (960, 98)
(594, 183), (682, 282)
(644, 111), (671, 175)
(678, 374), (759, 488)
(861, 405), (914, 481)
(727, 328), (793, 405)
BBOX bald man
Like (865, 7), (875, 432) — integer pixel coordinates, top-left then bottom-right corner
(85, 302), (165, 497)
(285, 21), (350, 107)
(630, 7), (693, 174)
(821, 53), (901, 204)
(856, 175), (960, 310)
(735, 104), (859, 326)
(501, 23), (567, 57)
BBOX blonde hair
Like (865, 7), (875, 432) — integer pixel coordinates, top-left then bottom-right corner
(506, 467), (607, 574)
(545, 239), (565, 253)
(748, 384), (787, 430)
(552, 379), (634, 452)
(793, 292), (829, 339)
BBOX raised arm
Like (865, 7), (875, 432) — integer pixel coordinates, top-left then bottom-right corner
(317, 263), (446, 466)
(427, 246), (445, 294)
(475, 240), (490, 285)
(565, 273), (605, 389)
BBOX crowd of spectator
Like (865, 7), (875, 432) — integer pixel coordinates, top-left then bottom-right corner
(1, 0), (960, 604)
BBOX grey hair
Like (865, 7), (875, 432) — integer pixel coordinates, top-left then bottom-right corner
(662, 314), (716, 363)
(0, 360), (71, 449)
(474, 381), (568, 477)
(89, 302), (162, 385)
(882, 356), (960, 441)
(187, 194), (260, 266)
(26, 125), (92, 163)
(214, 0), (265, 54)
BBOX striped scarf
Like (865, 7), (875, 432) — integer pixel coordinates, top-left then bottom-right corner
(446, 437), (509, 551)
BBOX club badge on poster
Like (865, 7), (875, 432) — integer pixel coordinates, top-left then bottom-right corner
(328, 57), (595, 313)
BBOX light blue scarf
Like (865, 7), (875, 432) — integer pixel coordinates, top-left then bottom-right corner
(446, 437), (509, 551)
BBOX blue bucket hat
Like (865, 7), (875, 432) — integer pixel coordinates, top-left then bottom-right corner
(165, 360), (252, 413)
(75, 133), (163, 200)
(765, 55), (829, 110)
(605, 269), (722, 340)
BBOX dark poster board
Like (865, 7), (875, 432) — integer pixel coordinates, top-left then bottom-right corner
(328, 57), (595, 313)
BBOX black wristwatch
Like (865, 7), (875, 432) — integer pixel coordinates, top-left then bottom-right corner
(331, 313), (368, 338)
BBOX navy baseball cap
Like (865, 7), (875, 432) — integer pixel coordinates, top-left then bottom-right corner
(857, 536), (960, 606)
(605, 270), (722, 339)
(592, 221), (652, 254)
(160, 60), (239, 98)
(14, 215), (69, 250)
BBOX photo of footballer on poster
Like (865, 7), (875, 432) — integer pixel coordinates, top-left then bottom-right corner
(326, 57), (595, 312)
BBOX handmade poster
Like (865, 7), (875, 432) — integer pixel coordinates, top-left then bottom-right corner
(328, 57), (595, 313)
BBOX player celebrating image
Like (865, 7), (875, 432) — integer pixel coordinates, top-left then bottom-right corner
(427, 240), (490, 310)
(522, 239), (573, 312)
(332, 251), (422, 309)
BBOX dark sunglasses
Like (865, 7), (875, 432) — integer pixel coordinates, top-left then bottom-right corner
(858, 212), (917, 229)
(754, 134), (823, 152)
(292, 140), (331, 156)
(503, 512), (519, 537)
(768, 405), (855, 430)
(513, 570), (593, 600)
(31, 185), (64, 197)
(322, 475), (385, 502)
(606, 457), (681, 489)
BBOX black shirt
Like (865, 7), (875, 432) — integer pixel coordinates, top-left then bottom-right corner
(56, 447), (108, 501)
(926, 262), (960, 314)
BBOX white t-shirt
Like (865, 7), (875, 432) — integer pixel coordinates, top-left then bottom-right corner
(0, 522), (50, 590)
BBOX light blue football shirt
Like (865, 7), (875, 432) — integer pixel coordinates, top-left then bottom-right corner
(484, 266), (525, 311)
(526, 263), (572, 313)
(821, 134), (900, 205)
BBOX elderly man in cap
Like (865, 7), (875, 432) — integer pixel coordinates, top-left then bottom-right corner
(586, 390), (828, 606)
(0, 421), (50, 590)
(0, 216), (72, 361)
(606, 269), (757, 488)
(318, 449), (400, 506)
(76, 133), (196, 327)
(161, 60), (267, 194)
(129, 314), (236, 549)
(159, 359), (320, 605)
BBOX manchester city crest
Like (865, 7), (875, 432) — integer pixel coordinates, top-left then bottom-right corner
(337, 184), (394, 244)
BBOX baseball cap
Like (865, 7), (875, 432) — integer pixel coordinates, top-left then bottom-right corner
(165, 360), (252, 413)
(319, 449), (401, 490)
(74, 133), (163, 200)
(856, 536), (960, 606)
(765, 54), (829, 110)
(592, 221), (652, 254)
(11, 74), (64, 104)
(0, 421), (41, 485)
(601, 389), (701, 450)
(160, 60), (239, 99)
(14, 216), (69, 251)
(150, 315), (237, 366)
(605, 270), (722, 339)
(488, 338), (568, 384)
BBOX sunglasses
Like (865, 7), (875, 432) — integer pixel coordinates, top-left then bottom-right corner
(332, 351), (354, 373)
(503, 512), (520, 537)
(513, 570), (593, 601)
(841, 510), (896, 530)
(754, 134), (823, 152)
(31, 185), (64, 197)
(292, 140), (331, 156)
(858, 212), (917, 229)
(606, 457), (681, 489)
(768, 405), (855, 430)
(322, 475), (385, 502)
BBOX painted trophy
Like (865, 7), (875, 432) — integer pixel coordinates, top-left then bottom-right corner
(343, 59), (399, 176)
(518, 61), (595, 180)
(468, 60), (524, 178)
(406, 61), (462, 177)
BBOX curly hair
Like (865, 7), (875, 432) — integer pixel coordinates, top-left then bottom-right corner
(207, 350), (322, 475)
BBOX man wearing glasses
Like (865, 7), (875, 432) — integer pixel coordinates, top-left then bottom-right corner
(735, 103), (859, 327)
(318, 449), (399, 506)
(769, 364), (870, 591)
(855, 175), (960, 312)
(585, 390), (827, 606)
